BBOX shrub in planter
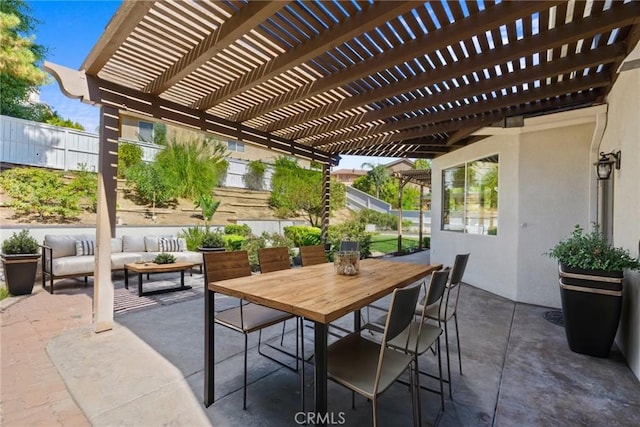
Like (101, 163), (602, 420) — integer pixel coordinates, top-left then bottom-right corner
(224, 224), (252, 236)
(200, 231), (226, 252)
(1, 230), (41, 296)
(153, 253), (177, 264)
(547, 224), (640, 357)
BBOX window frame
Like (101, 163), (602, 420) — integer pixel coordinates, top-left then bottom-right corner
(137, 120), (154, 142)
(441, 154), (499, 236)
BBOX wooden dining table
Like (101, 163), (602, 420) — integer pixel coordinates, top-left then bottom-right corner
(203, 258), (442, 424)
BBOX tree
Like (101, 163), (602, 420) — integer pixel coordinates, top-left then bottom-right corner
(361, 162), (389, 198)
(413, 159), (431, 170)
(270, 157), (345, 227)
(0, 1), (48, 119)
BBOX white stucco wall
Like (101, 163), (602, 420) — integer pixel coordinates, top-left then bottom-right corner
(432, 112), (599, 307)
(431, 135), (520, 301)
(516, 124), (595, 308)
(600, 58), (640, 379)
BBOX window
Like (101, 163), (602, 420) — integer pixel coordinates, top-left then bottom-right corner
(227, 140), (245, 153)
(138, 121), (154, 142)
(442, 155), (499, 235)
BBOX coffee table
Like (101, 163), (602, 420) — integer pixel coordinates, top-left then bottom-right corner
(124, 262), (195, 296)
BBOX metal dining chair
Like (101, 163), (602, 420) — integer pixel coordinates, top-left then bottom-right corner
(417, 253), (469, 398)
(387, 268), (451, 424)
(257, 246), (306, 411)
(327, 283), (422, 427)
(203, 250), (299, 410)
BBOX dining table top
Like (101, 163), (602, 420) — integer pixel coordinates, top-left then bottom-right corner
(208, 258), (442, 324)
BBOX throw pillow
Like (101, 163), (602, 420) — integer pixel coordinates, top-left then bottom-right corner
(159, 238), (182, 252)
(75, 240), (96, 256)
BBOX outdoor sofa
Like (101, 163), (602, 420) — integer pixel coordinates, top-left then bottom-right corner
(41, 234), (202, 294)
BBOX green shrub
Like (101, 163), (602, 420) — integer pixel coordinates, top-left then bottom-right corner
(117, 142), (143, 178)
(284, 225), (321, 247)
(1, 230), (40, 255)
(201, 231), (225, 248)
(224, 224), (252, 236)
(422, 236), (431, 249)
(241, 234), (267, 272)
(264, 232), (295, 257)
(0, 167), (81, 220)
(178, 226), (207, 251)
(244, 160), (266, 191)
(356, 209), (397, 231)
(68, 164), (98, 213)
(154, 136), (227, 199)
(223, 234), (245, 251)
(125, 162), (175, 207)
(488, 227), (498, 236)
(327, 220), (372, 259)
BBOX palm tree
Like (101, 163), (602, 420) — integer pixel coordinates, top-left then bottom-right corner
(361, 162), (389, 199)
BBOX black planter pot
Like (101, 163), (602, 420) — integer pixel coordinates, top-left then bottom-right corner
(559, 263), (623, 358)
(2, 254), (41, 296)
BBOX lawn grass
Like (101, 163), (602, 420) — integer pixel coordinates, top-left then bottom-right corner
(370, 235), (419, 254)
(0, 286), (9, 301)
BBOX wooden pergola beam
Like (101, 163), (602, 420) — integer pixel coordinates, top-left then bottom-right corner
(82, 1), (155, 75)
(298, 43), (624, 143)
(312, 74), (610, 148)
(192, 1), (418, 110)
(338, 90), (602, 152)
(269, 3), (638, 138)
(145, 1), (290, 95)
(228, 1), (556, 123)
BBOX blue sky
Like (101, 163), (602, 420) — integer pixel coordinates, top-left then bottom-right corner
(28, 0), (399, 169)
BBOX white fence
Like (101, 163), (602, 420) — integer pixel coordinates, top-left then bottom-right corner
(0, 115), (273, 189)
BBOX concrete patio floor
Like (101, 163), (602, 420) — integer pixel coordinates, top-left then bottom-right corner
(2, 251), (639, 426)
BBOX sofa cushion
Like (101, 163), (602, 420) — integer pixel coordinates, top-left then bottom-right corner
(159, 238), (186, 252)
(111, 238), (123, 253)
(173, 251), (203, 265)
(52, 255), (95, 276)
(144, 235), (173, 252)
(122, 235), (146, 253)
(75, 240), (96, 256)
(45, 234), (94, 259)
(111, 252), (143, 270)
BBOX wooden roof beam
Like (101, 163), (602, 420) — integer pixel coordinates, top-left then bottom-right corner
(312, 73), (610, 147)
(335, 90), (602, 152)
(292, 43), (624, 142)
(82, 1), (156, 75)
(229, 0), (558, 123)
(271, 2), (639, 137)
(192, 1), (418, 110)
(144, 1), (290, 95)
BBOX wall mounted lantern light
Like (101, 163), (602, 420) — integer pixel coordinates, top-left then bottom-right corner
(595, 151), (621, 180)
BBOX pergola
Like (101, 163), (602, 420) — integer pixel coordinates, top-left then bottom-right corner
(45, 0), (640, 331)
(392, 169), (432, 253)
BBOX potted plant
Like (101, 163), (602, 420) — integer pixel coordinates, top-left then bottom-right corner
(1, 230), (41, 296)
(199, 230), (225, 253)
(547, 224), (640, 357)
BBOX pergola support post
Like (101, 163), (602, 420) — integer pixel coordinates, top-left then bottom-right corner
(321, 164), (330, 244)
(94, 106), (119, 333)
(418, 185), (424, 251)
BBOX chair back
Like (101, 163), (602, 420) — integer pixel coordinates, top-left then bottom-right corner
(258, 247), (291, 273)
(203, 250), (252, 283)
(374, 283), (421, 392)
(417, 269), (450, 326)
(450, 253), (470, 287)
(339, 241), (359, 252)
(299, 245), (327, 267)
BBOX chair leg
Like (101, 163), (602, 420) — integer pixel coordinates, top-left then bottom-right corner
(372, 397), (378, 427)
(444, 322), (453, 399)
(414, 358), (422, 427)
(454, 313), (462, 375)
(243, 333), (248, 410)
(280, 320), (287, 346)
(437, 336), (445, 412)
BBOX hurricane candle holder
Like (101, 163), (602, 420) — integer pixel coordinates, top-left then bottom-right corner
(334, 250), (360, 276)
